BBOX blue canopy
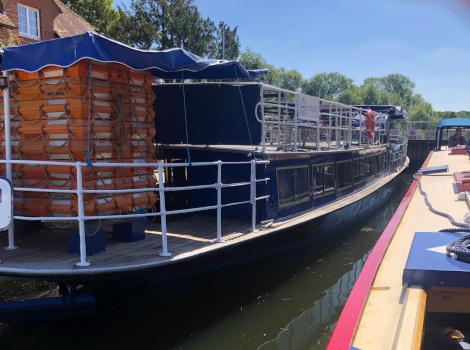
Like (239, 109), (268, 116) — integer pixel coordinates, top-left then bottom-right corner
(435, 118), (470, 150)
(1, 32), (267, 80)
(437, 118), (470, 128)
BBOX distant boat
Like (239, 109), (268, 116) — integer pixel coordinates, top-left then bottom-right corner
(0, 32), (408, 302)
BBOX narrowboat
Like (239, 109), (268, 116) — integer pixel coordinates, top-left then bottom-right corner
(0, 32), (408, 293)
(327, 119), (470, 349)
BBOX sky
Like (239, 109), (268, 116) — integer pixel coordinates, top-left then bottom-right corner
(115, 0), (470, 112)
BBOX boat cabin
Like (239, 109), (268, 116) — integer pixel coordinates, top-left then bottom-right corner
(154, 82), (407, 224)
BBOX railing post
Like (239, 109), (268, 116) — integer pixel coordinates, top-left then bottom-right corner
(214, 161), (223, 243)
(348, 108), (353, 149)
(277, 90), (281, 147)
(75, 162), (90, 267)
(250, 159), (257, 232)
(158, 163), (171, 256)
(335, 104), (339, 150)
(293, 94), (298, 152)
(3, 72), (17, 251)
(328, 104), (332, 149)
(261, 86), (266, 152)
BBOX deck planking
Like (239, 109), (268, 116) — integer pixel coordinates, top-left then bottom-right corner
(0, 215), (250, 272)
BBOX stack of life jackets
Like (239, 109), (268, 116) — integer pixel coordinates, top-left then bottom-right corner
(0, 59), (158, 217)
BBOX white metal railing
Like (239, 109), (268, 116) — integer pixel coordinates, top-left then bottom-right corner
(254, 85), (388, 152)
(390, 136), (408, 171)
(1, 159), (270, 267)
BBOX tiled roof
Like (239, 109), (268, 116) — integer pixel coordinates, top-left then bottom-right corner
(53, 0), (95, 37)
(0, 13), (15, 29)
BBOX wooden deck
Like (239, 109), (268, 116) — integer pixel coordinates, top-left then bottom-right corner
(349, 150), (470, 349)
(0, 215), (250, 272)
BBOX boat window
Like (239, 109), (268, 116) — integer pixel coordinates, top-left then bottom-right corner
(375, 155), (380, 174)
(312, 163), (335, 197)
(367, 156), (376, 177)
(377, 153), (382, 173)
(337, 160), (352, 190)
(294, 167), (310, 202)
(277, 166), (310, 207)
(382, 152), (387, 172)
(313, 165), (324, 196)
(354, 157), (365, 183)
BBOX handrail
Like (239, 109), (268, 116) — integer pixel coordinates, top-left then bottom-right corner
(1, 158), (270, 266)
(255, 85), (389, 152)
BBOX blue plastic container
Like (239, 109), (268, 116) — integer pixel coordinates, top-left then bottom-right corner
(112, 219), (146, 242)
(68, 229), (106, 256)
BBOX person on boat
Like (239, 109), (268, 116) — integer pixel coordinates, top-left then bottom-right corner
(448, 128), (466, 147)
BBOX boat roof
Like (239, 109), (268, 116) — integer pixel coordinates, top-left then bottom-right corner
(437, 117), (470, 129)
(0, 31), (267, 80)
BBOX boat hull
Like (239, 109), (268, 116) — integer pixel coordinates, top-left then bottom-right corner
(7, 172), (398, 286)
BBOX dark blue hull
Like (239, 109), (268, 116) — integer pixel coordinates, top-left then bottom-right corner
(78, 175), (397, 287)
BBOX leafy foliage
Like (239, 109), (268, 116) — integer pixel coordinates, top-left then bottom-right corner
(301, 72), (353, 99)
(213, 25), (240, 60)
(61, 0), (239, 58)
(60, 0), (121, 38)
(238, 48), (280, 85)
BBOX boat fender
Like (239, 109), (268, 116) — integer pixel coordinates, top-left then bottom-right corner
(366, 109), (375, 139)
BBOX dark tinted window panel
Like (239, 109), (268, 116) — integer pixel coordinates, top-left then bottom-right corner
(277, 168), (294, 206)
(338, 160), (352, 189)
(354, 158), (365, 183)
(294, 167), (309, 202)
(324, 164), (335, 194)
(367, 156), (376, 177)
(313, 165), (325, 196)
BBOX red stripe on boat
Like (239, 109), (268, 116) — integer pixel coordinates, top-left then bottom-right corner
(326, 152), (433, 349)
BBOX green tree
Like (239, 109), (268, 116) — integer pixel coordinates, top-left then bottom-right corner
(156, 0), (215, 55)
(117, 0), (239, 58)
(410, 93), (425, 107)
(211, 24), (240, 60)
(60, 0), (121, 38)
(408, 102), (435, 127)
(238, 48), (279, 85)
(301, 72), (353, 99)
(380, 74), (415, 108)
(278, 68), (303, 92)
(359, 74), (415, 108)
(114, 3), (158, 48)
(456, 111), (470, 118)
(339, 85), (363, 105)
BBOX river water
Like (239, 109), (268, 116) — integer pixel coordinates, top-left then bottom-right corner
(0, 165), (418, 350)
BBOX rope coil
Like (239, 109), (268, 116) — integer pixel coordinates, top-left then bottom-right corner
(447, 234), (470, 262)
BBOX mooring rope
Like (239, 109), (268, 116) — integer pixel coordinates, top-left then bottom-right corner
(181, 71), (191, 165)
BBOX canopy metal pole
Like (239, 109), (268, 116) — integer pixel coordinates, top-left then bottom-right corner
(3, 71), (17, 251)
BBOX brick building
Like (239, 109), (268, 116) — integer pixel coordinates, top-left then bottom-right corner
(0, 0), (95, 46)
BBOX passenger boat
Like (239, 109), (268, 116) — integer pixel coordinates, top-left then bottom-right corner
(0, 32), (408, 299)
(326, 119), (470, 349)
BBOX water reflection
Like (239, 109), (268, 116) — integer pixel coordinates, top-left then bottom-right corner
(257, 253), (367, 350)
